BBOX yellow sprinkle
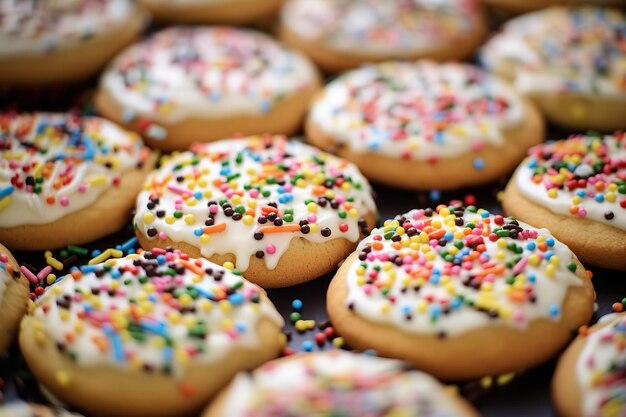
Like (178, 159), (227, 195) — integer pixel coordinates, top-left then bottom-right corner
(0, 196), (12, 211)
(309, 224), (319, 233)
(545, 264), (556, 278)
(184, 214), (196, 225)
(497, 373), (516, 386)
(221, 318), (233, 330)
(219, 300), (232, 313)
(200, 235), (211, 244)
(179, 294), (192, 307)
(231, 194), (241, 205)
(46, 256), (63, 271)
(165, 215), (175, 224)
(332, 337), (344, 348)
(550, 255), (560, 266)
(89, 249), (113, 265)
(307, 202), (318, 213)
(295, 320), (307, 332)
(223, 261), (234, 270)
(606, 192), (616, 203)
(87, 175), (107, 186)
(56, 371), (71, 386)
(243, 215), (254, 225)
(548, 189), (557, 198)
(59, 310), (70, 322)
(480, 376), (493, 389)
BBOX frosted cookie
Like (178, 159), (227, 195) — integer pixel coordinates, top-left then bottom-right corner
(480, 7), (626, 131)
(327, 203), (595, 380)
(96, 26), (321, 151)
(553, 313), (626, 417)
(0, 243), (28, 354)
(203, 351), (479, 417)
(19, 249), (284, 417)
(503, 132), (626, 270)
(306, 61), (544, 190)
(138, 0), (284, 24)
(0, 113), (156, 251)
(134, 135), (377, 288)
(0, 0), (145, 85)
(279, 0), (487, 73)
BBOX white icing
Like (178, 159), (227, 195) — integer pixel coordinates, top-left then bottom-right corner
(32, 252), (284, 375)
(576, 314), (626, 417)
(100, 27), (318, 123)
(0, 0), (135, 57)
(514, 134), (626, 230)
(134, 136), (376, 272)
(282, 0), (479, 57)
(222, 351), (461, 417)
(480, 7), (626, 98)
(310, 61), (525, 159)
(0, 113), (146, 227)
(345, 208), (584, 336)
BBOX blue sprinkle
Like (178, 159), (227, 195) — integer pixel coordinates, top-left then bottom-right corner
(548, 304), (560, 318)
(235, 322), (246, 333)
(401, 305), (412, 315)
(210, 91), (221, 102)
(451, 297), (463, 310)
(473, 158), (485, 171)
(163, 346), (173, 364)
(83, 303), (93, 312)
(146, 125), (167, 141)
(576, 190), (586, 198)
(194, 286), (214, 300)
(91, 249), (101, 257)
(362, 349), (378, 357)
(595, 194), (604, 202)
(80, 265), (97, 273)
(122, 108), (136, 122)
(194, 228), (203, 237)
(527, 157), (538, 169)
(110, 270), (121, 279)
(301, 341), (314, 352)
(194, 191), (203, 200)
(545, 251), (554, 261)
(156, 254), (167, 265)
(526, 242), (536, 251)
(546, 238), (555, 247)
(291, 299), (303, 310)
(481, 211), (490, 218)
(259, 101), (272, 113)
(428, 304), (442, 318)
(120, 237), (138, 253)
(429, 190), (441, 201)
(0, 186), (14, 199)
(227, 293), (244, 306)
(444, 232), (454, 241)
(528, 274), (537, 283)
(434, 130), (445, 144)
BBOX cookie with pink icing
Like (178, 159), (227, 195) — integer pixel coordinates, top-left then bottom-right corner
(0, 0), (145, 85)
(279, 0), (487, 73)
(306, 60), (544, 190)
(134, 135), (377, 288)
(481, 6), (626, 131)
(0, 112), (155, 251)
(203, 351), (480, 417)
(503, 132), (626, 270)
(0, 243), (28, 354)
(553, 312), (626, 417)
(138, 0), (284, 24)
(19, 248), (284, 417)
(96, 26), (321, 151)
(327, 202), (595, 380)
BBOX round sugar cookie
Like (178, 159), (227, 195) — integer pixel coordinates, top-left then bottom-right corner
(480, 6), (626, 131)
(96, 26), (321, 151)
(203, 351), (479, 417)
(306, 60), (544, 190)
(0, 243), (29, 355)
(134, 135), (377, 288)
(278, 0), (487, 73)
(0, 113), (156, 251)
(19, 249), (284, 417)
(503, 132), (626, 270)
(552, 313), (626, 417)
(0, 0), (145, 85)
(327, 203), (595, 380)
(138, 0), (284, 24)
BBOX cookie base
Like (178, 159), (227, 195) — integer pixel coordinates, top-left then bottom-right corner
(0, 243), (29, 355)
(139, 0), (284, 24)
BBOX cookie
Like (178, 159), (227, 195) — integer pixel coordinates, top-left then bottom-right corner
(0, 0), (145, 85)
(327, 203), (595, 380)
(503, 132), (626, 270)
(481, 0), (623, 14)
(138, 0), (284, 24)
(19, 249), (284, 417)
(480, 6), (626, 131)
(0, 402), (83, 417)
(134, 135), (377, 288)
(306, 61), (544, 190)
(96, 26), (321, 151)
(0, 113), (156, 251)
(0, 243), (29, 355)
(552, 313), (626, 417)
(203, 351), (479, 417)
(279, 0), (486, 73)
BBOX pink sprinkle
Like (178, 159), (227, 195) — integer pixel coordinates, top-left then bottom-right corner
(20, 266), (38, 283)
(266, 244), (276, 255)
(0, 254), (8, 263)
(429, 239), (438, 247)
(9, 161), (18, 169)
(25, 185), (32, 193)
(60, 196), (69, 207)
(78, 183), (87, 193)
(249, 189), (259, 198)
(307, 214), (317, 223)
(336, 196), (345, 204)
(36, 266), (52, 281)
(412, 210), (425, 220)
(578, 208), (587, 217)
(512, 258), (528, 275)
(209, 204), (218, 214)
(363, 285), (373, 295)
(158, 232), (168, 241)
(514, 311), (525, 323)
(471, 141), (484, 152)
(283, 184), (293, 192)
(226, 328), (239, 340)
(167, 185), (193, 196)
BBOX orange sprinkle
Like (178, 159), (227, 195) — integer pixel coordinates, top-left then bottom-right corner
(245, 209), (256, 216)
(312, 186), (326, 196)
(343, 202), (354, 210)
(507, 291), (527, 303)
(261, 205), (279, 214)
(70, 270), (82, 281)
(391, 241), (402, 250)
(613, 302), (624, 313)
(64, 331), (75, 343)
(372, 241), (384, 251)
(177, 259), (205, 276)
(258, 224), (301, 234)
(203, 223), (227, 234)
(428, 229), (446, 240)
(179, 382), (196, 397)
(578, 325), (589, 337)
(474, 264), (506, 277)
(92, 335), (109, 353)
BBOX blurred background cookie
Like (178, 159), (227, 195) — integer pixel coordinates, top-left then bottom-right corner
(0, 113), (155, 250)
(96, 26), (321, 151)
(552, 312), (626, 417)
(138, 0), (284, 25)
(134, 135), (377, 288)
(0, 0), (145, 85)
(279, 0), (487, 73)
(307, 61), (544, 190)
(203, 351), (480, 417)
(19, 250), (284, 417)
(503, 132), (626, 270)
(481, 6), (626, 131)
(328, 203), (595, 380)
